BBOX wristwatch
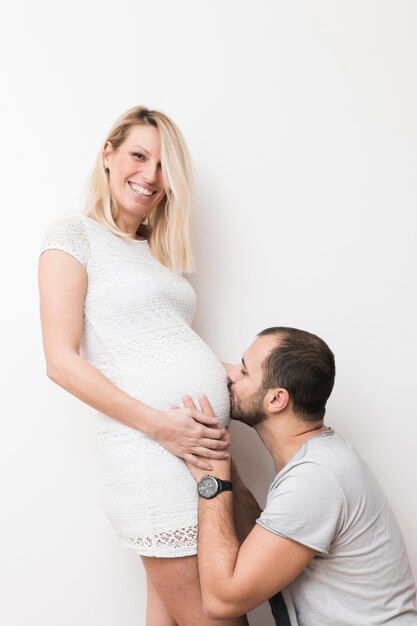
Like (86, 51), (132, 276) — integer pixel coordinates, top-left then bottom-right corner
(197, 475), (233, 499)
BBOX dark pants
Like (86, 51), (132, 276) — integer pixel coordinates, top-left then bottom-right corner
(269, 591), (292, 626)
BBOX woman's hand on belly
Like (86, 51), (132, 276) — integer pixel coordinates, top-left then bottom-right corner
(152, 406), (230, 470)
(182, 395), (232, 482)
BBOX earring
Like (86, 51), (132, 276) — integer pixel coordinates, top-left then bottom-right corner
(103, 162), (109, 172)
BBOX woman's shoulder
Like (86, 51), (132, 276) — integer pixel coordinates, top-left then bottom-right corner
(43, 211), (88, 233)
(42, 212), (111, 241)
(41, 212), (91, 267)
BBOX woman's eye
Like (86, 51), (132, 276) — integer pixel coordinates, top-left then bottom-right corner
(241, 369), (247, 375)
(132, 152), (145, 160)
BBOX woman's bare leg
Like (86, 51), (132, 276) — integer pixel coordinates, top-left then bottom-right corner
(142, 555), (248, 626)
(146, 572), (177, 626)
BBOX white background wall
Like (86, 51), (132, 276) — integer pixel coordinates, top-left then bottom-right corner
(1, 1), (416, 625)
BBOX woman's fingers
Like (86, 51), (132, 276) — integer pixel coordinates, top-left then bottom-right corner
(197, 394), (216, 417)
(183, 395), (217, 425)
(183, 394), (215, 417)
(183, 396), (197, 410)
(199, 437), (230, 450)
(199, 425), (227, 439)
(191, 410), (220, 428)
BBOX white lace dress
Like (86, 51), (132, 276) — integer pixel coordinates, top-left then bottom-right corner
(41, 213), (230, 557)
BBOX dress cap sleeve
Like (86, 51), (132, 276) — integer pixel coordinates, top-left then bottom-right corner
(41, 213), (90, 268)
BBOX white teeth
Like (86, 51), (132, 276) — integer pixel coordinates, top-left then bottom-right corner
(129, 182), (153, 196)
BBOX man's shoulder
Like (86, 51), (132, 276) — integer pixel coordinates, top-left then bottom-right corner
(271, 430), (353, 484)
(267, 429), (382, 509)
(258, 431), (388, 555)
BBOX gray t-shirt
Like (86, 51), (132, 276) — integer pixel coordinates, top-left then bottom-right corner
(257, 429), (417, 626)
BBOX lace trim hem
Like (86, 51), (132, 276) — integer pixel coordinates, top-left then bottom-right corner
(119, 524), (198, 557)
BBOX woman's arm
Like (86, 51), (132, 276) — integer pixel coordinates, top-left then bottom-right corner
(38, 249), (229, 469)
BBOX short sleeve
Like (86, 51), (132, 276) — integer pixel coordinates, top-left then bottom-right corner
(41, 214), (90, 268)
(256, 461), (345, 554)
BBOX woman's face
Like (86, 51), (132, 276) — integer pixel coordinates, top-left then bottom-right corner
(104, 124), (166, 225)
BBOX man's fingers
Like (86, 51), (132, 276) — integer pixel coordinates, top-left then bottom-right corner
(193, 447), (230, 460)
(185, 453), (213, 471)
(198, 394), (216, 417)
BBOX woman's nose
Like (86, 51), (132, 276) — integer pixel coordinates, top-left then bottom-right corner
(142, 160), (158, 183)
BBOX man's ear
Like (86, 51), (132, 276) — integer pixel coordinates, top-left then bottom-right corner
(265, 387), (290, 414)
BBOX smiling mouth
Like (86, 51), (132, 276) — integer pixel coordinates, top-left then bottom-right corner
(128, 182), (156, 197)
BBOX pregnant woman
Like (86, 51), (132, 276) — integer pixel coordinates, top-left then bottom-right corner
(39, 106), (248, 626)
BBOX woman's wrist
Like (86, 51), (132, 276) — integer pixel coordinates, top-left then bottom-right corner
(131, 400), (160, 438)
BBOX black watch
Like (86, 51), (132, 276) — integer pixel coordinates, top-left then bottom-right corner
(197, 475), (233, 499)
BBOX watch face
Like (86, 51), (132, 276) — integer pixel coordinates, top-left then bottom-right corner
(197, 476), (219, 499)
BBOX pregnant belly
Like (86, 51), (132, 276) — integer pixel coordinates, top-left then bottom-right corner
(101, 340), (231, 430)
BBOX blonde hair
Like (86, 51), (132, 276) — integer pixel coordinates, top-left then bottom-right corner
(85, 106), (195, 273)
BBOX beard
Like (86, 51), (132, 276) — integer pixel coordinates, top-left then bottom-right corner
(230, 387), (267, 427)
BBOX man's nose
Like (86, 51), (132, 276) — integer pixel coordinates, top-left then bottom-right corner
(227, 363), (241, 383)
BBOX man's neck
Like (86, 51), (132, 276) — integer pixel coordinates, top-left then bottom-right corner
(255, 415), (330, 473)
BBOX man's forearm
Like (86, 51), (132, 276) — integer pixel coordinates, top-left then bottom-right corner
(233, 483), (262, 544)
(198, 493), (242, 618)
(232, 462), (262, 543)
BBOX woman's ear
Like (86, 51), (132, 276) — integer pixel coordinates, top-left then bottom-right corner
(265, 387), (290, 414)
(103, 141), (113, 168)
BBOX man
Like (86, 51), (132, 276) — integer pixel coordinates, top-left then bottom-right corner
(184, 327), (417, 625)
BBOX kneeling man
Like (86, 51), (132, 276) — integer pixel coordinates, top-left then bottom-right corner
(184, 327), (417, 625)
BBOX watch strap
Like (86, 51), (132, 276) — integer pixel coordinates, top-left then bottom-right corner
(217, 479), (233, 493)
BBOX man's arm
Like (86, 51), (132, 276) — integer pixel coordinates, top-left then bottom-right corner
(197, 485), (315, 619)
(231, 460), (262, 544)
(184, 396), (316, 619)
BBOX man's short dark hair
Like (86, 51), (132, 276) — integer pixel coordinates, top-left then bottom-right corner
(258, 327), (336, 422)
